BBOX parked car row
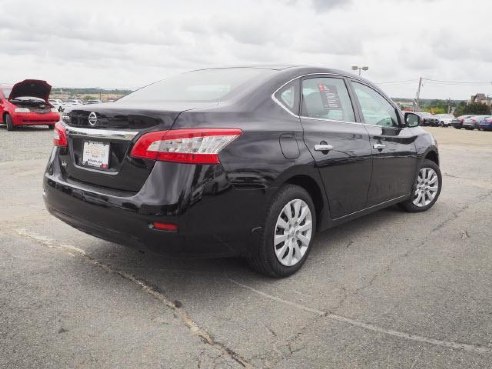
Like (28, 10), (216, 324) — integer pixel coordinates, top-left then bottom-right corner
(413, 112), (456, 127)
(450, 115), (492, 130)
(48, 98), (104, 112)
(410, 111), (492, 131)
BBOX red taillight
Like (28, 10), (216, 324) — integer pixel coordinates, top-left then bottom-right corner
(151, 222), (178, 232)
(130, 128), (242, 164)
(53, 122), (67, 147)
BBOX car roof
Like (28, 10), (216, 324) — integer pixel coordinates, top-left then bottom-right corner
(192, 65), (364, 79)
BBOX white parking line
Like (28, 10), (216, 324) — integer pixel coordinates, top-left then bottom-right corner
(228, 278), (492, 355)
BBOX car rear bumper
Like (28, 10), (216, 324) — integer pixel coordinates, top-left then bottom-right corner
(12, 112), (60, 126)
(43, 149), (270, 258)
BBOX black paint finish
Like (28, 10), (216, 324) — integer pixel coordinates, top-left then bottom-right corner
(43, 66), (439, 257)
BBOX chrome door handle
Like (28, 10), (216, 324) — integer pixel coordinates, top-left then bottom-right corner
(314, 144), (334, 151)
(373, 143), (386, 150)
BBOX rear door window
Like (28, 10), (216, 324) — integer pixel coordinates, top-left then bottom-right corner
(301, 77), (355, 122)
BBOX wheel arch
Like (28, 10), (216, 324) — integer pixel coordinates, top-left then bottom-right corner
(282, 174), (327, 230)
(424, 149), (439, 166)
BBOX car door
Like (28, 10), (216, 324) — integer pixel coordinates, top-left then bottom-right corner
(348, 80), (418, 206)
(300, 75), (372, 219)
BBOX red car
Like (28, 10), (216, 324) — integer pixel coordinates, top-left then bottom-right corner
(0, 79), (60, 131)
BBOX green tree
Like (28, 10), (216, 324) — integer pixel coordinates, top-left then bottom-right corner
(454, 101), (468, 117)
(462, 103), (491, 115)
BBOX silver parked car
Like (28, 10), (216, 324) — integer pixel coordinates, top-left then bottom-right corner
(435, 114), (454, 127)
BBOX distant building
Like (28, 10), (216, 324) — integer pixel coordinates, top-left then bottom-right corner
(470, 93), (491, 107)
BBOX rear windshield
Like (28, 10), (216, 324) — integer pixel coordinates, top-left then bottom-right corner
(120, 68), (272, 103)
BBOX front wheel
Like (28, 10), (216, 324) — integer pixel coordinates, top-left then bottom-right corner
(5, 114), (14, 131)
(400, 159), (442, 212)
(247, 185), (316, 277)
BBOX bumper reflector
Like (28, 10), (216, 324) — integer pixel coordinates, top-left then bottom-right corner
(151, 222), (178, 232)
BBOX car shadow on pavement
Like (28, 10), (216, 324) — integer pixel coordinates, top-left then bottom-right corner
(80, 204), (409, 290)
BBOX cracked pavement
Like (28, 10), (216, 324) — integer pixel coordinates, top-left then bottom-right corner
(0, 126), (491, 368)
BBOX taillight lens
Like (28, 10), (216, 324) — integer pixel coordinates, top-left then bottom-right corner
(130, 128), (242, 164)
(53, 122), (68, 147)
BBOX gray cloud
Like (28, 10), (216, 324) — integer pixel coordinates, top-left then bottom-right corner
(0, 0), (490, 99)
(311, 0), (351, 11)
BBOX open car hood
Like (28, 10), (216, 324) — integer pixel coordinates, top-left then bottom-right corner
(9, 79), (51, 101)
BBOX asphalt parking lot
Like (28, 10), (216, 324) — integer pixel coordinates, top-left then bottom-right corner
(0, 126), (491, 369)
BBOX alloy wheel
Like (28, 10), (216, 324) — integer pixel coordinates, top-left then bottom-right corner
(273, 199), (312, 266)
(412, 167), (439, 207)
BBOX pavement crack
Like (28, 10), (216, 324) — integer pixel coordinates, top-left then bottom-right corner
(352, 191), (492, 299)
(14, 228), (253, 369)
(228, 278), (492, 356)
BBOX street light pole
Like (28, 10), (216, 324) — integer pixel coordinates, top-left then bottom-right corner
(352, 65), (369, 76)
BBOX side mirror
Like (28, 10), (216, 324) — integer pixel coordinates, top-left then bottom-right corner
(405, 112), (420, 127)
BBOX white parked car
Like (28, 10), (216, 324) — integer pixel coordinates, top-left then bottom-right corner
(65, 99), (84, 107)
(435, 114), (455, 127)
(48, 98), (64, 112)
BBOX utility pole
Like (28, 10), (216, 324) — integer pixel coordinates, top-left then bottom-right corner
(414, 77), (423, 111)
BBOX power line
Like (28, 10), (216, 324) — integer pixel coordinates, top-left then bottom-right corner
(376, 78), (491, 86)
(422, 78), (492, 85)
(376, 79), (419, 85)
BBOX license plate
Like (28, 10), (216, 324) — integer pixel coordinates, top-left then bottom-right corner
(82, 141), (110, 169)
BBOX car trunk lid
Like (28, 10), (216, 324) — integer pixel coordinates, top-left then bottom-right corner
(59, 102), (217, 192)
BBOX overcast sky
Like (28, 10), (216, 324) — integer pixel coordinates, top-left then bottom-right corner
(0, 0), (490, 99)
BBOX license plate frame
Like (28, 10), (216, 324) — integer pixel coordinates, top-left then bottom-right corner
(82, 140), (110, 169)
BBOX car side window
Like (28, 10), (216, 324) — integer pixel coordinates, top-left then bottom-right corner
(301, 77), (355, 122)
(352, 82), (399, 127)
(275, 81), (299, 114)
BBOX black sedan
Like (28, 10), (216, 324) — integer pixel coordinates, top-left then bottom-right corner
(44, 66), (441, 277)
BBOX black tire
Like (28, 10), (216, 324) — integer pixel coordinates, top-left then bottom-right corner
(5, 114), (14, 131)
(247, 185), (316, 278)
(47, 124), (55, 130)
(399, 159), (442, 213)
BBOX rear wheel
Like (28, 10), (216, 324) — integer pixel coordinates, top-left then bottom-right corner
(400, 159), (441, 212)
(248, 185), (316, 277)
(5, 114), (14, 131)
